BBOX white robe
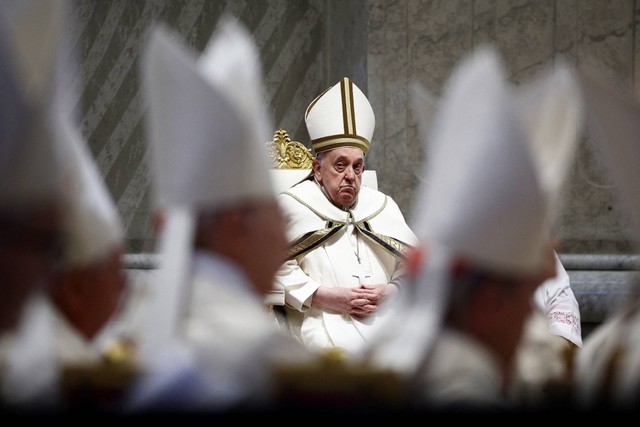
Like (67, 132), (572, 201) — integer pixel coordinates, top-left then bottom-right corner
(509, 254), (582, 405)
(0, 293), (121, 407)
(178, 251), (315, 409)
(574, 300), (640, 409)
(274, 179), (418, 358)
(532, 253), (582, 347)
(412, 328), (507, 409)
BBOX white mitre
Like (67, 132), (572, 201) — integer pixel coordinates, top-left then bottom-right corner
(415, 46), (548, 275)
(305, 77), (375, 155)
(0, 0), (73, 209)
(144, 16), (274, 210)
(515, 61), (584, 228)
(60, 120), (124, 267)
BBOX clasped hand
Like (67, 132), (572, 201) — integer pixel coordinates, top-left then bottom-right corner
(312, 283), (399, 319)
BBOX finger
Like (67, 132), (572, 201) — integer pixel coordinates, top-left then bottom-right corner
(352, 304), (376, 314)
(351, 298), (372, 307)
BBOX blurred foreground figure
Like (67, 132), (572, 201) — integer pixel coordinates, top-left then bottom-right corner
(0, 118), (134, 411)
(572, 70), (640, 411)
(128, 16), (317, 412)
(0, 0), (69, 336)
(0, 0), (138, 409)
(364, 46), (582, 411)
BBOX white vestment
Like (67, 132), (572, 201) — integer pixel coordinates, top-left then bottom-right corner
(574, 300), (640, 409)
(177, 251), (314, 410)
(0, 294), (121, 407)
(510, 254), (582, 405)
(274, 179), (417, 358)
(532, 253), (582, 347)
(412, 328), (507, 409)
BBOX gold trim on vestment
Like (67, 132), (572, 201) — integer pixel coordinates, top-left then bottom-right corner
(283, 191), (412, 261)
(357, 227), (412, 260)
(287, 226), (344, 260)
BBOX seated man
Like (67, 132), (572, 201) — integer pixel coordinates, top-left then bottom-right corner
(274, 77), (418, 359)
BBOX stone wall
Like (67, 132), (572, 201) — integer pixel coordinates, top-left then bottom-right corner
(366, 0), (640, 256)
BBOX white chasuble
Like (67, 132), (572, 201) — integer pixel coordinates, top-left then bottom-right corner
(275, 179), (417, 357)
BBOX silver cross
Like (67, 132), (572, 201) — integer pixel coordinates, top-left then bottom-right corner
(352, 265), (371, 285)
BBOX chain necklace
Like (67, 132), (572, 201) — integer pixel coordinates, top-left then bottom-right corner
(348, 210), (362, 264)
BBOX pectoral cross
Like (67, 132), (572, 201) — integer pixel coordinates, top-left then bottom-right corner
(352, 264), (371, 285)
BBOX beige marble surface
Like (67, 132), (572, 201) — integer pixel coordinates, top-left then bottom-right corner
(367, 0), (640, 255)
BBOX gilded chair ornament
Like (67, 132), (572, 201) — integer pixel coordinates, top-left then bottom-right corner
(266, 129), (314, 169)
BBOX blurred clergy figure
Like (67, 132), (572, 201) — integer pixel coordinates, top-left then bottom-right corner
(573, 68), (640, 411)
(0, 0), (70, 336)
(0, 0), (141, 410)
(128, 15), (316, 412)
(0, 113), (132, 410)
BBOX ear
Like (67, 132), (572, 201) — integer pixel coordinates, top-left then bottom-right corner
(312, 159), (322, 181)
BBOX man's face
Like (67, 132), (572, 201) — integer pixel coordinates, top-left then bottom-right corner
(313, 147), (365, 208)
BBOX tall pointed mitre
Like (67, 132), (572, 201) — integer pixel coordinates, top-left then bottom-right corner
(144, 16), (274, 210)
(60, 119), (124, 267)
(415, 46), (548, 275)
(139, 15), (274, 367)
(305, 77), (375, 155)
(0, 0), (73, 210)
(515, 61), (584, 228)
